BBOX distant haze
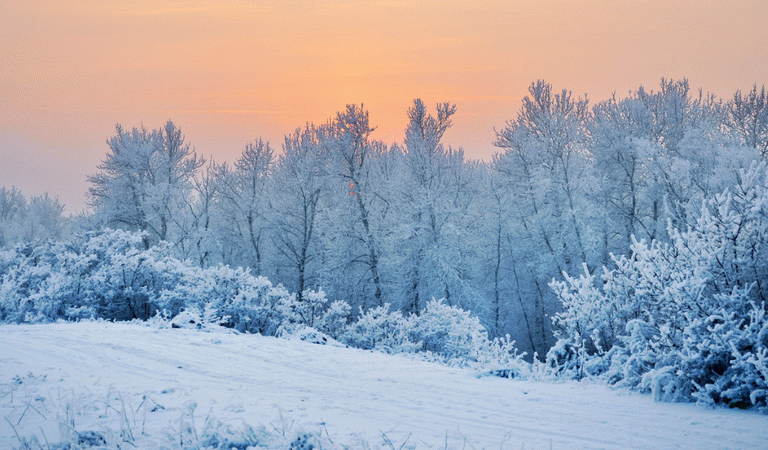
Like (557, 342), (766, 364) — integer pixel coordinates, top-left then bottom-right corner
(1, 0), (767, 212)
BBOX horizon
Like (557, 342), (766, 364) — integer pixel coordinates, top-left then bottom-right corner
(2, 0), (767, 212)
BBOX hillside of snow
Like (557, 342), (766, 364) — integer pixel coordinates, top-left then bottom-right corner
(2, 322), (768, 449)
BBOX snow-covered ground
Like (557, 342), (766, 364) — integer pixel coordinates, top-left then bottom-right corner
(2, 322), (767, 449)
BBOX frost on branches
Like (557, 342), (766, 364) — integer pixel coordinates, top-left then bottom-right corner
(551, 163), (768, 410)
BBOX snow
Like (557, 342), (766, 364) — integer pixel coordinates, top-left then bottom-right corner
(2, 322), (767, 449)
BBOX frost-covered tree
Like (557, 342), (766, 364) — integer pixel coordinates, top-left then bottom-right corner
(619, 79), (725, 232)
(397, 99), (480, 314)
(88, 121), (204, 248)
(0, 187), (25, 222)
(493, 81), (593, 354)
(323, 105), (387, 308)
(475, 165), (534, 343)
(725, 84), (768, 157)
(184, 159), (219, 267)
(270, 126), (329, 301)
(591, 93), (658, 251)
(213, 140), (274, 273)
(0, 187), (28, 247)
(0, 187), (68, 248)
(23, 193), (67, 243)
(590, 80), (758, 259)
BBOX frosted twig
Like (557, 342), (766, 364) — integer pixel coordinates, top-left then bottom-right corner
(39, 426), (52, 450)
(4, 417), (23, 446)
(16, 397), (48, 425)
(380, 430), (396, 450)
(321, 419), (333, 444)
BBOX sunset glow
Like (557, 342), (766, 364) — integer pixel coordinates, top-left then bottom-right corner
(1, 0), (767, 210)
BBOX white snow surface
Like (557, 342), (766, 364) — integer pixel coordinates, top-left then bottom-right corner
(2, 321), (767, 449)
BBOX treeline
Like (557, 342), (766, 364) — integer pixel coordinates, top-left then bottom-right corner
(0, 187), (69, 247)
(2, 79), (767, 356)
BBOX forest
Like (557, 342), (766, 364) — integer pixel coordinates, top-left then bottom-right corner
(2, 79), (768, 409)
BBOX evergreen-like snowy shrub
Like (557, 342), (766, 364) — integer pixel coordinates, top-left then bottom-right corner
(685, 299), (768, 409)
(551, 163), (768, 410)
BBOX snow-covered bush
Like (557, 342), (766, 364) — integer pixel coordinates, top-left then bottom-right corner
(551, 163), (768, 410)
(405, 299), (490, 363)
(405, 300), (529, 374)
(316, 299), (352, 339)
(684, 299), (768, 409)
(0, 229), (300, 333)
(0, 230), (164, 322)
(275, 288), (330, 334)
(154, 262), (293, 335)
(342, 303), (415, 352)
(82, 233), (176, 320)
(540, 337), (607, 381)
(473, 334), (530, 379)
(0, 241), (70, 323)
(340, 299), (528, 374)
(224, 278), (294, 335)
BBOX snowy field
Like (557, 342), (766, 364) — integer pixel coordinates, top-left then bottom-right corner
(2, 322), (768, 449)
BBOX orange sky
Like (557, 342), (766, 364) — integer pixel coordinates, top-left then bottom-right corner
(1, 0), (767, 212)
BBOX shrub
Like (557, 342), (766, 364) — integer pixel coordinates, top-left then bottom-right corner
(0, 229), (300, 333)
(342, 304), (414, 352)
(316, 300), (352, 340)
(550, 163), (768, 410)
